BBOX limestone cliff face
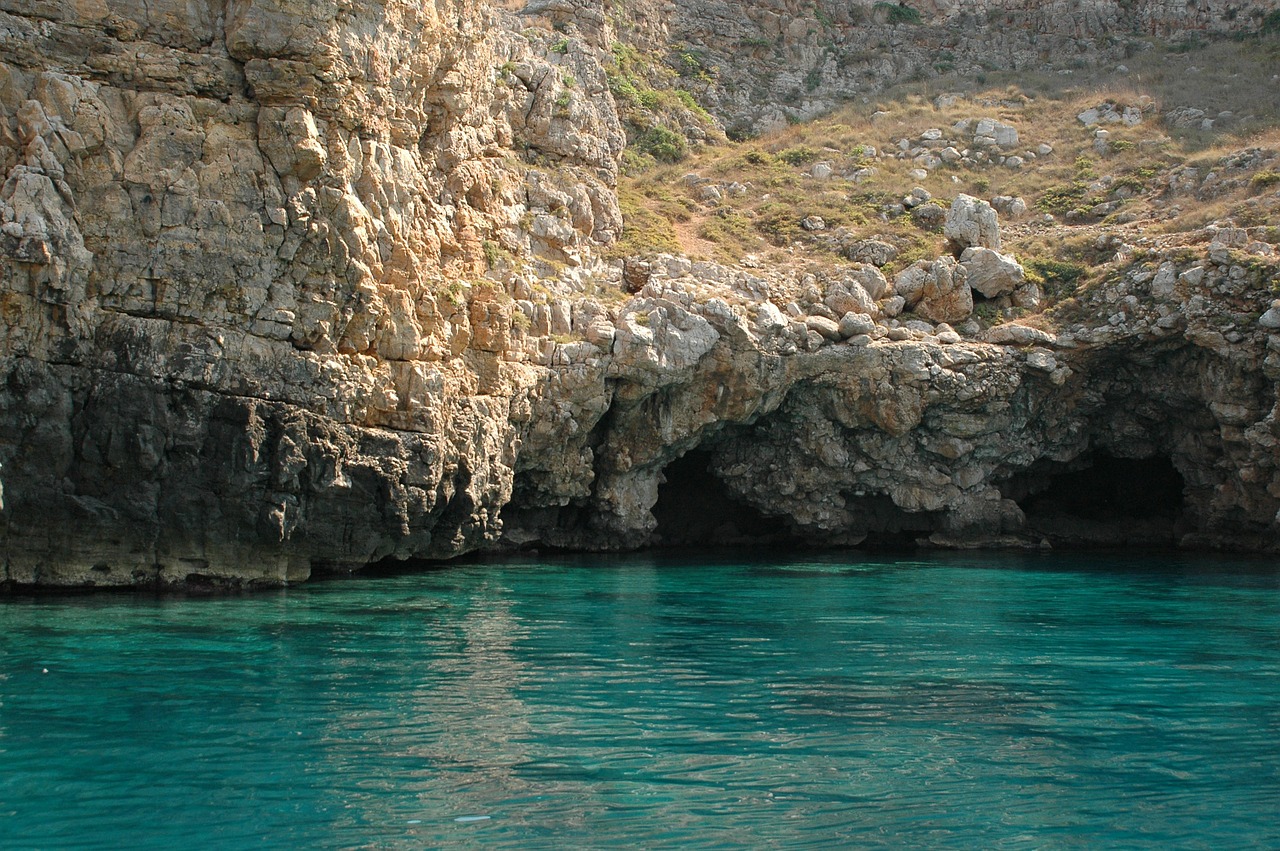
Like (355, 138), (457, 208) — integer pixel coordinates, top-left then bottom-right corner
(1, 0), (1278, 587)
(0, 0), (624, 583)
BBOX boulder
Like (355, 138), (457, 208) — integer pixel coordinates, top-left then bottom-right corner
(849, 264), (890, 300)
(958, 116), (1018, 149)
(990, 195), (1028, 218)
(944, 194), (1001, 251)
(910, 202), (946, 231)
(838, 312), (876, 338)
(879, 295), (905, 318)
(893, 262), (931, 307)
(897, 257), (972, 324)
(1165, 107), (1207, 129)
(1011, 281), (1043, 311)
(847, 239), (898, 267)
(985, 324), (1057, 346)
(960, 247), (1024, 298)
(904, 187), (931, 208)
(825, 280), (878, 317)
(804, 315), (841, 340)
(917, 257), (972, 324)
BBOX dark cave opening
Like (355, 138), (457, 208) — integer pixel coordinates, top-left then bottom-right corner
(651, 450), (792, 547)
(845, 494), (942, 551)
(1002, 453), (1188, 546)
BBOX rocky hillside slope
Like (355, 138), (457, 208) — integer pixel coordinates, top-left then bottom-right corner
(1, 0), (1279, 586)
(594, 0), (1277, 133)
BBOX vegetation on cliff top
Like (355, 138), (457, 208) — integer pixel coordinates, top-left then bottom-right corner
(613, 32), (1280, 321)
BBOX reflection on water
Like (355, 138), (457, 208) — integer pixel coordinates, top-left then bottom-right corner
(1, 551), (1278, 848)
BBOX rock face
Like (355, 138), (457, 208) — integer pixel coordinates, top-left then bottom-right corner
(2, 1), (1280, 587)
(0, 0), (624, 585)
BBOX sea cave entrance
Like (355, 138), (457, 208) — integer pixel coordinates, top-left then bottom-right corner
(650, 449), (791, 547)
(1002, 452), (1188, 547)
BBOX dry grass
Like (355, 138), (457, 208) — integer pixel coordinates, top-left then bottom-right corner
(610, 32), (1280, 315)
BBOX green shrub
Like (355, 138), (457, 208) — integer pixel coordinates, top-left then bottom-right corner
(1251, 170), (1280, 189)
(676, 49), (715, 82)
(482, 240), (502, 268)
(698, 209), (761, 258)
(874, 2), (922, 24)
(1111, 175), (1146, 194)
(1026, 258), (1086, 299)
(635, 126), (687, 163)
(1037, 182), (1090, 213)
(673, 89), (713, 122)
(778, 145), (819, 166)
(753, 202), (804, 244)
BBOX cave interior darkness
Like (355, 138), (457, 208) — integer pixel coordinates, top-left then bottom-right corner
(1006, 453), (1186, 521)
(650, 449), (791, 547)
(649, 448), (1189, 550)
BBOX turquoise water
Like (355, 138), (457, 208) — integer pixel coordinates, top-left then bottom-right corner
(1, 552), (1278, 849)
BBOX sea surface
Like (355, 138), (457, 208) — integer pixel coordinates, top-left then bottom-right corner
(1, 551), (1278, 849)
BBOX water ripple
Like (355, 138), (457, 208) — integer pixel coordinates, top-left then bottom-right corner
(1, 552), (1278, 848)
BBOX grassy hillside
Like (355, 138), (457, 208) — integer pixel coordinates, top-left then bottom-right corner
(613, 32), (1280, 322)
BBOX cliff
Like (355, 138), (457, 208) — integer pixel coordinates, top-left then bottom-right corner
(1, 0), (1278, 587)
